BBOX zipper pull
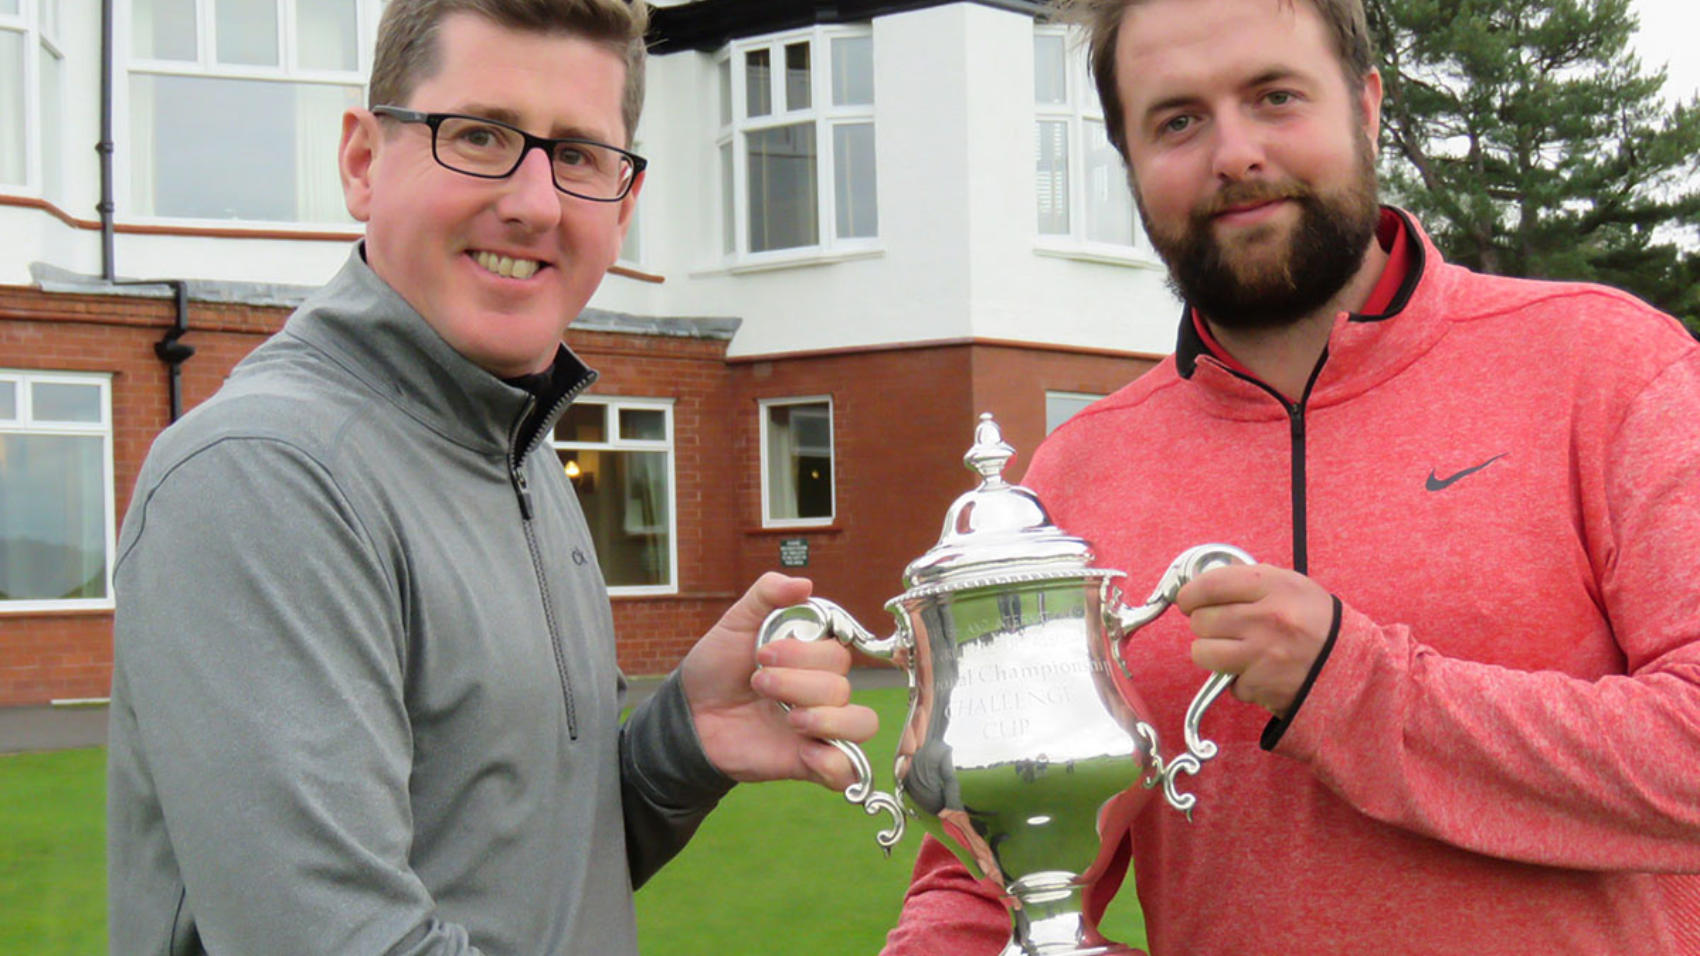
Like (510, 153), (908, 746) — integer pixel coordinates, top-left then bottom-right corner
(513, 466), (534, 521)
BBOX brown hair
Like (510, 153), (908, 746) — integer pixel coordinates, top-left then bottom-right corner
(1054, 0), (1373, 159)
(368, 0), (650, 145)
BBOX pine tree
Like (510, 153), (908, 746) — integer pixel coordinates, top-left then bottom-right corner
(1366, 0), (1700, 330)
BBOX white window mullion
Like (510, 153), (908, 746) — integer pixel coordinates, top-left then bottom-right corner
(815, 113), (834, 245)
(197, 0), (213, 65)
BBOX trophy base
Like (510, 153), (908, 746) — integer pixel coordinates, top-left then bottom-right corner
(997, 875), (1140, 956)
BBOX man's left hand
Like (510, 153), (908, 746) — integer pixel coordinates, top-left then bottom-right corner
(681, 572), (878, 791)
(1176, 564), (1335, 718)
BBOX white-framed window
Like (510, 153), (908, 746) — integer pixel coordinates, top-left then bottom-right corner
(717, 27), (877, 264)
(1045, 390), (1104, 434)
(760, 396), (834, 527)
(0, 0), (63, 198)
(0, 370), (117, 612)
(552, 397), (677, 594)
(123, 0), (375, 224)
(1035, 26), (1142, 253)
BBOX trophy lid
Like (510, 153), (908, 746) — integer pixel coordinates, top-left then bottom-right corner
(899, 413), (1107, 595)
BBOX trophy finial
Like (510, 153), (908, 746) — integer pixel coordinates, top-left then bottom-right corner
(964, 412), (1015, 485)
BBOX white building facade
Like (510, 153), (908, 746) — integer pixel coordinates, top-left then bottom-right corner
(0, 0), (1181, 705)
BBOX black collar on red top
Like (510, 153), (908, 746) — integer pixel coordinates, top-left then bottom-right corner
(1174, 205), (1427, 379)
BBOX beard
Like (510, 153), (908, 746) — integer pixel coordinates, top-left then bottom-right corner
(1136, 134), (1381, 331)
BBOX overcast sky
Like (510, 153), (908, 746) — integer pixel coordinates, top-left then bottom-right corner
(1631, 0), (1700, 104)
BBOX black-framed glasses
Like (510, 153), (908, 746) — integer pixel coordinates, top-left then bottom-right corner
(371, 106), (647, 202)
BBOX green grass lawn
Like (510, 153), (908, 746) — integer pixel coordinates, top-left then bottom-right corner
(0, 747), (107, 954)
(0, 685), (1146, 954)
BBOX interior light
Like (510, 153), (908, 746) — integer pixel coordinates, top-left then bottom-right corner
(565, 460), (582, 478)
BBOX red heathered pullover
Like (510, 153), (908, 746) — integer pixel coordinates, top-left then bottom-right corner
(882, 210), (1700, 955)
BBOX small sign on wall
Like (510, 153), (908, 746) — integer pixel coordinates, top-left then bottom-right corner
(779, 537), (810, 568)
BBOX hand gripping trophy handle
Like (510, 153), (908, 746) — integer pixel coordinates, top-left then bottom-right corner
(755, 598), (907, 854)
(1107, 543), (1256, 820)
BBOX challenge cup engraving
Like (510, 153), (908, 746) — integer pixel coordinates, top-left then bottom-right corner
(756, 414), (1253, 956)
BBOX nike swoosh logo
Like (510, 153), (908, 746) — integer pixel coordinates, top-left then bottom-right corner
(1426, 454), (1506, 491)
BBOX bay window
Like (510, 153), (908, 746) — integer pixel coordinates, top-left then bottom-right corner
(718, 27), (877, 262)
(1, 0), (62, 196)
(1035, 27), (1142, 252)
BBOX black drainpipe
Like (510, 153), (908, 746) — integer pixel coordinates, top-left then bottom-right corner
(99, 0), (194, 422)
(97, 0), (114, 282)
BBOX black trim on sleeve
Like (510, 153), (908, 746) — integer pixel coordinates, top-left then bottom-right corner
(1259, 594), (1343, 752)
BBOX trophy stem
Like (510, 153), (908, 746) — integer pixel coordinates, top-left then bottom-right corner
(998, 875), (1139, 956)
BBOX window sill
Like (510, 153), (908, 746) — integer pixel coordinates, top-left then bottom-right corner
(691, 246), (885, 278)
(747, 523), (842, 535)
(1033, 240), (1166, 271)
(0, 601), (116, 617)
(610, 590), (738, 603)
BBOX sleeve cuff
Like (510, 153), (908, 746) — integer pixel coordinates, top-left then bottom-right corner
(1259, 594), (1344, 751)
(620, 669), (737, 812)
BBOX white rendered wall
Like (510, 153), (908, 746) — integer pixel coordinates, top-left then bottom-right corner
(959, 7), (1180, 356)
(606, 2), (1181, 360)
(5, 0), (1183, 358)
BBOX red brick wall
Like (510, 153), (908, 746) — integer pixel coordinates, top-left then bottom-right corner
(0, 285), (1159, 704)
(724, 343), (1158, 659)
(0, 286), (284, 706)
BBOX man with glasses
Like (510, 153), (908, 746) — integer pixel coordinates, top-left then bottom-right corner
(107, 0), (875, 952)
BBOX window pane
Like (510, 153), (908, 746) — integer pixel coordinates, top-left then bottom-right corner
(132, 0), (197, 59)
(0, 30), (23, 186)
(216, 0), (279, 65)
(556, 402), (606, 443)
(132, 75), (359, 222)
(0, 434), (108, 601)
(747, 123), (818, 252)
(1045, 392), (1102, 434)
(745, 48), (771, 117)
(559, 448), (671, 588)
(41, 44), (63, 202)
(296, 0), (357, 71)
(1035, 34), (1067, 104)
(766, 403), (832, 521)
(0, 0), (16, 16)
(619, 407), (665, 441)
(831, 35), (872, 106)
(833, 122), (877, 239)
(720, 141), (734, 255)
(1084, 118), (1134, 245)
(0, 381), (16, 419)
(1036, 120), (1069, 235)
(717, 57), (731, 126)
(784, 41), (810, 111)
(32, 382), (101, 423)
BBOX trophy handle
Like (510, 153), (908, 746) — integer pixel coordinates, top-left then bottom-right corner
(1107, 543), (1256, 819)
(756, 598), (907, 854)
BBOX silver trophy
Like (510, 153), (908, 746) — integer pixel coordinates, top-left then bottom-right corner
(757, 413), (1252, 956)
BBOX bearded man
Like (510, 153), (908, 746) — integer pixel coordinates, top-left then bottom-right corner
(881, 0), (1700, 952)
